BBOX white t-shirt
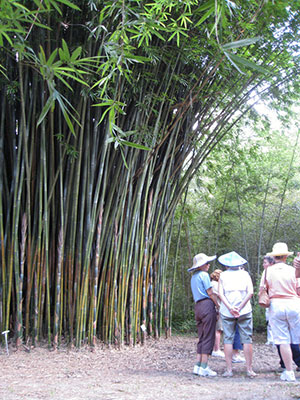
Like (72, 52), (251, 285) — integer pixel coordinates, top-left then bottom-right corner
(219, 269), (253, 317)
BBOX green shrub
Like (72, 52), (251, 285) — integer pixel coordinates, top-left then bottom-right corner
(252, 303), (268, 333)
(172, 310), (196, 334)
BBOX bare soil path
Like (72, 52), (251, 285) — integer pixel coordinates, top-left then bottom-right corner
(0, 335), (300, 400)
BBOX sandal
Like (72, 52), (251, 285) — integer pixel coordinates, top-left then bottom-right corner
(222, 370), (233, 377)
(246, 370), (257, 378)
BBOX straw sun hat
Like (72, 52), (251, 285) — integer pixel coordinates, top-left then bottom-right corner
(218, 251), (247, 268)
(266, 242), (293, 257)
(188, 253), (216, 272)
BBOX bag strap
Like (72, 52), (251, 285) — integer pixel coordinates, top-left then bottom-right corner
(264, 267), (268, 289)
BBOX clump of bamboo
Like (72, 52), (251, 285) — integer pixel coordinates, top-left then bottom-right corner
(0, 0), (299, 349)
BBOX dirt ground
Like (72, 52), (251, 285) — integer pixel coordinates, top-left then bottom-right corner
(0, 334), (300, 400)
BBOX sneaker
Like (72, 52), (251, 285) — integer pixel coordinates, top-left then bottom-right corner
(222, 370), (233, 377)
(193, 365), (200, 375)
(246, 370), (257, 378)
(199, 366), (217, 377)
(232, 355), (245, 363)
(212, 350), (225, 358)
(280, 370), (296, 382)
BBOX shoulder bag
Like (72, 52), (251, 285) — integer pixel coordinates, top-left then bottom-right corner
(258, 267), (270, 308)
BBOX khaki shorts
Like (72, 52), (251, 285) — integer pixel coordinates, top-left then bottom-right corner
(269, 298), (300, 344)
(221, 312), (252, 344)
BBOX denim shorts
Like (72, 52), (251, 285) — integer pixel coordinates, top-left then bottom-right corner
(221, 312), (253, 344)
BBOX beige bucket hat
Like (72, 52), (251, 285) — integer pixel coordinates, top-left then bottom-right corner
(188, 253), (216, 272)
(266, 242), (293, 257)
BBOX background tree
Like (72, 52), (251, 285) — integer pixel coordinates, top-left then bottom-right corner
(170, 113), (300, 332)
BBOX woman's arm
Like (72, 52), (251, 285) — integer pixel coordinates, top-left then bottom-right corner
(237, 292), (253, 312)
(258, 270), (266, 295)
(237, 275), (253, 312)
(206, 287), (219, 309)
(218, 279), (239, 317)
(294, 255), (300, 278)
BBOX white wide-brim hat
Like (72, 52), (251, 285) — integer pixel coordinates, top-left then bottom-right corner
(218, 251), (247, 268)
(188, 253), (216, 272)
(266, 242), (293, 257)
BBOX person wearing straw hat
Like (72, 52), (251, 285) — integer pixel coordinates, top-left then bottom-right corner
(188, 253), (219, 377)
(259, 242), (300, 382)
(217, 251), (256, 378)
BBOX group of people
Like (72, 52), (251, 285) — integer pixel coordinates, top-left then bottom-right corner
(189, 242), (300, 381)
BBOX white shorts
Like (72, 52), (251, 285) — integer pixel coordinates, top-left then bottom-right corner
(269, 298), (300, 345)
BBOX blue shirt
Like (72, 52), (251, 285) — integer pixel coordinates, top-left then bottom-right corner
(190, 270), (212, 303)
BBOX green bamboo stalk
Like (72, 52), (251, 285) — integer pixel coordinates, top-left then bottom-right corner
(92, 208), (103, 347)
(128, 271), (134, 345)
(70, 258), (79, 346)
(53, 228), (63, 350)
(35, 141), (45, 343)
(13, 162), (25, 349)
(0, 193), (5, 336)
(18, 214), (27, 347)
(19, 62), (34, 343)
(41, 106), (51, 347)
(114, 279), (119, 346)
(0, 92), (6, 337)
(169, 188), (187, 331)
(33, 256), (39, 346)
(38, 249), (46, 340)
(152, 255), (158, 338)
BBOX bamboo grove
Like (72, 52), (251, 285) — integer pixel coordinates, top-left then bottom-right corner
(1, 0), (300, 348)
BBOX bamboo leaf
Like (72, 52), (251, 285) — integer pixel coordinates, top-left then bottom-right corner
(55, 0), (81, 11)
(53, 74), (74, 91)
(70, 46), (82, 62)
(194, 3), (215, 28)
(46, 48), (59, 66)
(37, 94), (55, 126)
(0, 29), (14, 46)
(222, 37), (262, 50)
(119, 140), (151, 151)
(55, 92), (77, 135)
(55, 70), (89, 87)
(224, 51), (269, 74)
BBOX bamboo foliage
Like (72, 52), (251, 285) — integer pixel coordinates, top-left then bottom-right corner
(0, 0), (300, 348)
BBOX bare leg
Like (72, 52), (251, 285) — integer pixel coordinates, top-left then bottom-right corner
(243, 343), (253, 372)
(224, 343), (233, 372)
(214, 330), (222, 351)
(280, 344), (293, 371)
